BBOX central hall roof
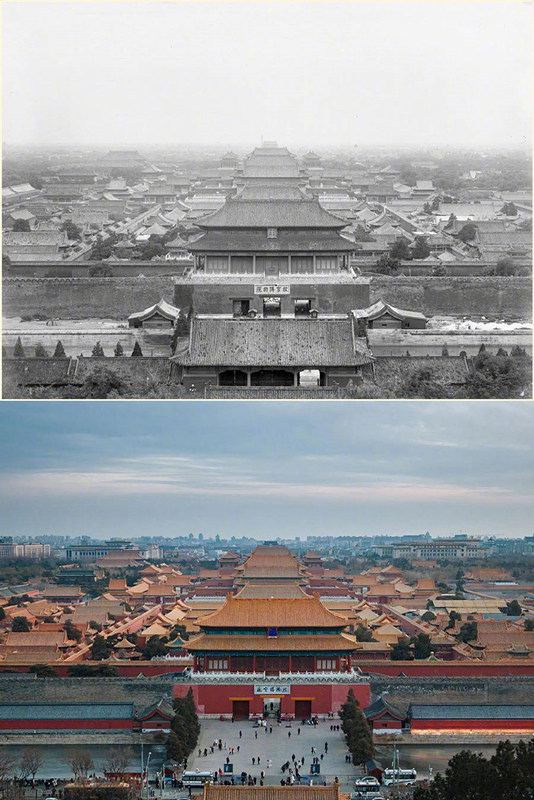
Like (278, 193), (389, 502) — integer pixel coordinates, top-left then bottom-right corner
(174, 317), (373, 368)
(196, 199), (347, 229)
(199, 594), (349, 629)
(187, 230), (355, 252)
(187, 633), (358, 653)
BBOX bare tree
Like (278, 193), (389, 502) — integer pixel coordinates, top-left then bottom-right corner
(19, 748), (44, 782)
(103, 746), (133, 780)
(0, 752), (16, 799)
(64, 750), (95, 782)
(19, 747), (44, 796)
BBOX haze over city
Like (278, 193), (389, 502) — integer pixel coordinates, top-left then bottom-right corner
(0, 402), (532, 539)
(2, 1), (532, 148)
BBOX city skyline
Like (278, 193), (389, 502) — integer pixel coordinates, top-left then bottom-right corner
(0, 401), (532, 539)
(3, 1), (532, 148)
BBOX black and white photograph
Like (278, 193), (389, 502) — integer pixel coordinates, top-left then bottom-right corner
(2, 1), (532, 399)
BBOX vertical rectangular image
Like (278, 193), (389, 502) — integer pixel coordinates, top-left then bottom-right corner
(1, 1), (532, 398)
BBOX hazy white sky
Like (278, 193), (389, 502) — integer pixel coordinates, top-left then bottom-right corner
(2, 1), (532, 148)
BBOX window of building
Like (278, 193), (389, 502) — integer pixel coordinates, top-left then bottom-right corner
(230, 256), (254, 274)
(207, 658), (228, 671)
(315, 256), (338, 273)
(267, 228), (278, 239)
(291, 256), (314, 274)
(317, 658), (336, 671)
(232, 299), (250, 316)
(206, 256), (229, 273)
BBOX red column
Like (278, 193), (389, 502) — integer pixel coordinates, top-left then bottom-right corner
(253, 655), (257, 672)
(289, 655), (292, 673)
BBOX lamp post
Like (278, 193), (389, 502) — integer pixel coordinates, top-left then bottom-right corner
(140, 733), (144, 799)
(146, 752), (152, 800)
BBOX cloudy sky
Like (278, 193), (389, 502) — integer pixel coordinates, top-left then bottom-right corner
(0, 401), (532, 540)
(2, 1), (532, 148)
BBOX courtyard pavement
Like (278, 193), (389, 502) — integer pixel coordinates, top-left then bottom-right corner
(187, 718), (362, 793)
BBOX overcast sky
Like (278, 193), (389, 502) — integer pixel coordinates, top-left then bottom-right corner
(2, 1), (532, 148)
(0, 401), (532, 540)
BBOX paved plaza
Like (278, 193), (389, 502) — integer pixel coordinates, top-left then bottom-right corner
(187, 718), (362, 793)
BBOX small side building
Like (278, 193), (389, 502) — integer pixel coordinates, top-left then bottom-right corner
(353, 299), (428, 331)
(363, 696), (405, 732)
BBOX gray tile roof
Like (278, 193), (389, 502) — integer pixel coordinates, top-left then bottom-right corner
(197, 199), (347, 229)
(0, 703), (134, 720)
(175, 317), (373, 368)
(188, 231), (355, 253)
(410, 704), (534, 720)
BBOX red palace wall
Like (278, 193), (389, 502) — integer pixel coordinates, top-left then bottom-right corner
(174, 682), (370, 717)
(411, 719), (534, 732)
(0, 720), (132, 730)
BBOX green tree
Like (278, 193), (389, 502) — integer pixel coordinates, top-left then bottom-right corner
(500, 202), (518, 216)
(391, 639), (413, 660)
(457, 222), (478, 243)
(339, 688), (374, 765)
(13, 337), (26, 359)
(12, 616), (32, 632)
(34, 342), (49, 358)
(63, 620), (82, 643)
(495, 257), (518, 276)
(505, 599), (522, 616)
(457, 621), (478, 643)
(0, 608), (5, 621)
(390, 238), (412, 262)
(60, 220), (82, 241)
(131, 341), (143, 357)
(92, 341), (105, 357)
(355, 624), (376, 642)
(400, 367), (449, 399)
(353, 224), (374, 242)
(114, 342), (124, 357)
(82, 367), (128, 399)
(28, 664), (57, 677)
(525, 619), (534, 631)
(466, 351), (531, 399)
(412, 633), (432, 660)
(445, 610), (462, 630)
(142, 635), (169, 660)
(421, 611), (436, 622)
(13, 219), (31, 232)
(169, 687), (199, 765)
(91, 634), (111, 661)
(413, 237), (431, 259)
(53, 340), (67, 358)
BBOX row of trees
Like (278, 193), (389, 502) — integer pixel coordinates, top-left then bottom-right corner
(166, 688), (200, 766)
(11, 338), (145, 359)
(339, 688), (374, 766)
(413, 739), (534, 800)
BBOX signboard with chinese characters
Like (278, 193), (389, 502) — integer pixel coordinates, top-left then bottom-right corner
(254, 684), (291, 695)
(254, 284), (291, 296)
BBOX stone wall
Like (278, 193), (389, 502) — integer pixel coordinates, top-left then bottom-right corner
(368, 675), (534, 714)
(1, 675), (533, 718)
(3, 275), (531, 322)
(0, 675), (175, 713)
(371, 276), (532, 319)
(3, 277), (175, 321)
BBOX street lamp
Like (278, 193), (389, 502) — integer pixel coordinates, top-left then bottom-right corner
(146, 752), (152, 800)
